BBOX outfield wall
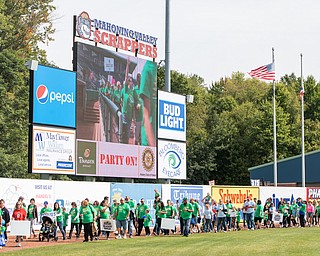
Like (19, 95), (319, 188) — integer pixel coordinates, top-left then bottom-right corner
(0, 178), (315, 216)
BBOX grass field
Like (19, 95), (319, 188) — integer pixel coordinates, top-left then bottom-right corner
(3, 227), (318, 256)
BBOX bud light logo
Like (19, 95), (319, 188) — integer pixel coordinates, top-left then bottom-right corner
(36, 84), (75, 105)
(36, 85), (49, 104)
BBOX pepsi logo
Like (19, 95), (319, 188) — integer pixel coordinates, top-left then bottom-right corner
(36, 85), (49, 104)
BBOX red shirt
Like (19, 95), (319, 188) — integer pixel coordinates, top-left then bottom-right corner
(12, 208), (27, 221)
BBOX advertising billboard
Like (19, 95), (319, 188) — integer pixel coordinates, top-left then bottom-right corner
(306, 187), (320, 200)
(259, 187), (306, 210)
(158, 140), (186, 180)
(170, 185), (203, 205)
(75, 42), (157, 179)
(30, 125), (76, 175)
(32, 65), (76, 128)
(211, 186), (260, 209)
(158, 90), (186, 142)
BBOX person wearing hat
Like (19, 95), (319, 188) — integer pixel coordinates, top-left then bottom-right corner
(179, 198), (193, 237)
(40, 201), (53, 219)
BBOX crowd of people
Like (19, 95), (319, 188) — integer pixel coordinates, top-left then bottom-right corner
(0, 190), (319, 249)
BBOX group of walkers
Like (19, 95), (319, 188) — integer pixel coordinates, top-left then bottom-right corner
(0, 190), (319, 249)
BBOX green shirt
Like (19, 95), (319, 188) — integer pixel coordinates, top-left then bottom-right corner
(80, 205), (95, 224)
(179, 203), (193, 220)
(113, 88), (121, 104)
(144, 213), (152, 227)
(158, 207), (167, 219)
(192, 202), (200, 217)
(226, 203), (233, 217)
(121, 83), (134, 122)
(40, 207), (52, 215)
(165, 205), (173, 218)
(140, 60), (157, 146)
(55, 208), (63, 223)
(116, 203), (130, 221)
(254, 204), (264, 218)
(137, 204), (149, 219)
(27, 205), (35, 219)
(63, 212), (69, 227)
(100, 206), (110, 219)
(300, 203), (306, 214)
(280, 204), (289, 217)
(133, 86), (144, 122)
(69, 207), (79, 224)
(236, 211), (241, 222)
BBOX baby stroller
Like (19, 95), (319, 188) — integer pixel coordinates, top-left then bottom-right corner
(39, 214), (57, 242)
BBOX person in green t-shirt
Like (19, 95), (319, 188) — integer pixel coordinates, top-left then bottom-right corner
(136, 198), (149, 236)
(40, 201), (53, 218)
(99, 199), (111, 240)
(163, 200), (174, 235)
(115, 198), (130, 239)
(62, 207), (69, 234)
(236, 208), (241, 230)
(133, 73), (143, 145)
(79, 199), (97, 242)
(155, 201), (166, 236)
(125, 196), (135, 238)
(298, 198), (306, 227)
(121, 58), (135, 144)
(140, 60), (157, 147)
(54, 202), (66, 240)
(190, 198), (201, 233)
(144, 209), (153, 236)
(179, 198), (194, 237)
(92, 201), (100, 240)
(254, 200), (264, 229)
(27, 198), (38, 238)
(68, 202), (80, 239)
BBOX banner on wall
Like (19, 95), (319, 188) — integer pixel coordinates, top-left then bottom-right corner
(259, 187), (306, 210)
(306, 187), (320, 200)
(170, 185), (203, 205)
(211, 186), (259, 208)
(158, 140), (186, 180)
(110, 183), (161, 220)
(31, 125), (76, 175)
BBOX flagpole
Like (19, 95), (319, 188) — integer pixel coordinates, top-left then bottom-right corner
(301, 53), (305, 187)
(272, 47), (277, 187)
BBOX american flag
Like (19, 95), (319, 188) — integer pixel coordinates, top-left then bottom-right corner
(248, 62), (275, 81)
(299, 86), (304, 100)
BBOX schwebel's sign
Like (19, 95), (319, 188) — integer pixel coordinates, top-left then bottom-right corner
(76, 11), (158, 59)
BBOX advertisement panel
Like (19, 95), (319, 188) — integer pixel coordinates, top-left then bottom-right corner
(31, 125), (75, 175)
(110, 183), (161, 220)
(76, 140), (97, 176)
(0, 178), (55, 216)
(158, 140), (186, 180)
(211, 186), (259, 209)
(98, 142), (156, 179)
(158, 90), (186, 142)
(32, 65), (76, 128)
(54, 180), (110, 212)
(170, 185), (203, 206)
(307, 187), (320, 200)
(75, 42), (157, 179)
(259, 187), (306, 210)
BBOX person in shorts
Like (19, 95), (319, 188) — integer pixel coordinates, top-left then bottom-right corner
(115, 198), (130, 239)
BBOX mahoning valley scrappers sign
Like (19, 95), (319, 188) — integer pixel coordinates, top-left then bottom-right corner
(76, 11), (158, 59)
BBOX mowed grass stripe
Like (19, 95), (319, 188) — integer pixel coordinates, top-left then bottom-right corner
(3, 227), (320, 256)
